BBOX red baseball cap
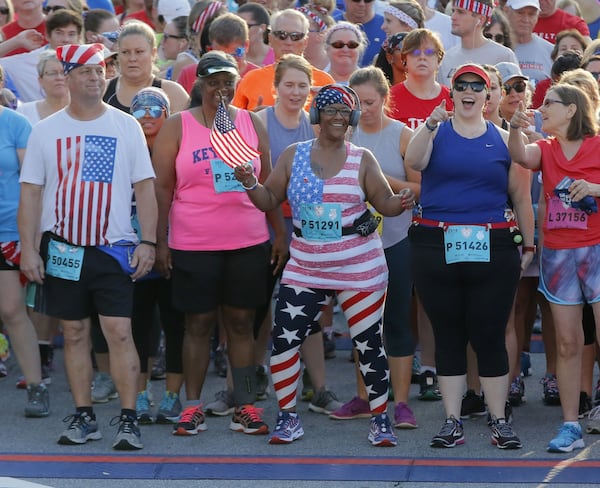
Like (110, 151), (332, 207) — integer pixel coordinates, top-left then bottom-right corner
(451, 63), (491, 89)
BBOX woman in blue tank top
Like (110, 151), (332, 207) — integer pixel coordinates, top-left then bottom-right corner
(405, 63), (535, 451)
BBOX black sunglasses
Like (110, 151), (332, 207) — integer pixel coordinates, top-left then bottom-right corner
(43, 5), (65, 13)
(271, 30), (306, 41)
(504, 80), (527, 94)
(350, 0), (375, 3)
(484, 32), (505, 44)
(0, 7), (8, 15)
(163, 33), (186, 41)
(329, 40), (360, 49)
(453, 80), (486, 92)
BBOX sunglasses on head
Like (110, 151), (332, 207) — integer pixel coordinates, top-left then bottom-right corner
(484, 32), (505, 44)
(271, 30), (306, 41)
(504, 80), (527, 94)
(350, 0), (375, 3)
(0, 7), (9, 15)
(329, 40), (360, 49)
(132, 106), (164, 119)
(43, 5), (66, 14)
(453, 80), (486, 92)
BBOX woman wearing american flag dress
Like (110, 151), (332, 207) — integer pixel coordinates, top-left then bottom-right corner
(234, 83), (415, 446)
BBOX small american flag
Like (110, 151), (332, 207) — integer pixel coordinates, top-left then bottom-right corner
(210, 101), (260, 168)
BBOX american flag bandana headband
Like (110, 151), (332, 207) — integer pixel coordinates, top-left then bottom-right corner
(192, 1), (222, 34)
(315, 86), (356, 110)
(296, 5), (328, 32)
(453, 0), (492, 22)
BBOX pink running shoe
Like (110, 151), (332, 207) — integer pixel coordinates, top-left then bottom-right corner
(329, 396), (371, 420)
(394, 402), (418, 429)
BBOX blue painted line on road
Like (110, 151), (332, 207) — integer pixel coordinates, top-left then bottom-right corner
(0, 454), (598, 483)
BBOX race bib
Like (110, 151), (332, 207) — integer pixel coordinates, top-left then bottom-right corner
(46, 239), (84, 281)
(444, 225), (490, 264)
(211, 159), (244, 193)
(300, 203), (342, 241)
(546, 196), (588, 230)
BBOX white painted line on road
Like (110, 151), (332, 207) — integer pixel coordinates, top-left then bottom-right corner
(0, 478), (53, 488)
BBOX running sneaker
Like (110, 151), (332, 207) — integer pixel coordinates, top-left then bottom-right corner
(309, 388), (343, 415)
(520, 351), (532, 377)
(230, 404), (269, 435)
(368, 413), (397, 447)
(16, 366), (52, 390)
(173, 405), (207, 436)
(579, 391), (593, 419)
(487, 401), (513, 426)
(508, 376), (525, 406)
(586, 406), (600, 434)
(419, 371), (442, 401)
(329, 396), (371, 420)
(269, 411), (304, 444)
(156, 391), (182, 424)
(25, 383), (50, 418)
(489, 417), (522, 449)
(394, 402), (417, 429)
(255, 365), (270, 401)
(547, 423), (584, 453)
(430, 416), (465, 448)
(91, 372), (118, 404)
(111, 414), (143, 450)
(301, 368), (314, 401)
(57, 412), (102, 445)
(460, 390), (487, 419)
(136, 390), (153, 424)
(205, 389), (235, 416)
(541, 374), (560, 406)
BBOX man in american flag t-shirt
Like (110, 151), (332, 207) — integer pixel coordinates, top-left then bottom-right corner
(18, 44), (157, 451)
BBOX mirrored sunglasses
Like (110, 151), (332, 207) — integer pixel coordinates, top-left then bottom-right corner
(453, 80), (486, 92)
(407, 48), (438, 57)
(272, 30), (306, 41)
(132, 106), (164, 119)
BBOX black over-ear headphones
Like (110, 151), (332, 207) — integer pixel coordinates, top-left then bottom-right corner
(309, 84), (362, 127)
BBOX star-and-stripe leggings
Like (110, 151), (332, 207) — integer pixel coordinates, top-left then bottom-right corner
(270, 284), (389, 414)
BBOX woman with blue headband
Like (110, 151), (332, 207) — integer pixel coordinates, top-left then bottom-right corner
(235, 83), (415, 447)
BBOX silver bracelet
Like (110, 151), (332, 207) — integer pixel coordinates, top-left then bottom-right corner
(241, 175), (259, 191)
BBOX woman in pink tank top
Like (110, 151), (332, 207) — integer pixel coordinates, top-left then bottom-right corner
(153, 51), (287, 438)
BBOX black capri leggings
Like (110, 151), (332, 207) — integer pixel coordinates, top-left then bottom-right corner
(91, 278), (184, 374)
(409, 225), (521, 377)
